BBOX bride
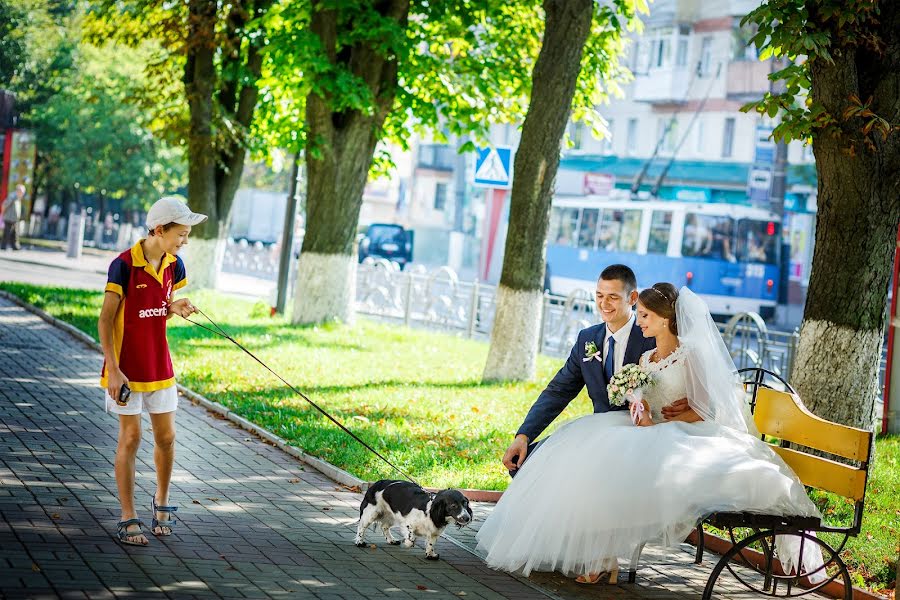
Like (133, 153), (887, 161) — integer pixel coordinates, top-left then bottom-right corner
(476, 283), (822, 583)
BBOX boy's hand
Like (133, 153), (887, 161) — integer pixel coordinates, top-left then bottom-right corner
(168, 298), (197, 318)
(107, 367), (130, 403)
(502, 435), (529, 471)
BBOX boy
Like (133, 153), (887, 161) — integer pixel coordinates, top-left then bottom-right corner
(98, 196), (207, 546)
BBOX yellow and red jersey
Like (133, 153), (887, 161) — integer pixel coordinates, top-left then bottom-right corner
(99, 241), (187, 392)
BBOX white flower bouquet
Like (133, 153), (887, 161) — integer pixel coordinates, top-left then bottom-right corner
(607, 363), (655, 407)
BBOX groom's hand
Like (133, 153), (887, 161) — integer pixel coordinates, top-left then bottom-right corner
(502, 435), (530, 471)
(661, 398), (690, 420)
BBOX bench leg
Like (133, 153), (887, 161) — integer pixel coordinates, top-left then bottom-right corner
(695, 521), (705, 564)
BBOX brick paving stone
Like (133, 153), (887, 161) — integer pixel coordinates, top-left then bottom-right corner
(0, 296), (831, 599)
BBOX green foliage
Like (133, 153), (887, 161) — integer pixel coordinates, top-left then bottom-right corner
(258, 0), (642, 171)
(739, 0), (892, 146)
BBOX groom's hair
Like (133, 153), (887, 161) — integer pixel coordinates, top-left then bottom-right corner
(599, 264), (637, 293)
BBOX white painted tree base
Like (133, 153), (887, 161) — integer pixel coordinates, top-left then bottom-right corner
(482, 285), (543, 382)
(791, 319), (882, 430)
(178, 238), (226, 291)
(291, 252), (357, 325)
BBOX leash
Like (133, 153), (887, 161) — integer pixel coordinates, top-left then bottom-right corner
(181, 306), (421, 486)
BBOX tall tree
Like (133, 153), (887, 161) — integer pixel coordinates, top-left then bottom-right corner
(87, 0), (274, 287)
(482, 0), (640, 381)
(260, 1), (547, 325)
(743, 0), (900, 429)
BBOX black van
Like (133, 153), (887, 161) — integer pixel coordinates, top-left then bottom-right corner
(358, 223), (414, 268)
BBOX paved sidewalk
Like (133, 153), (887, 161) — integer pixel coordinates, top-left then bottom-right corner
(0, 296), (824, 599)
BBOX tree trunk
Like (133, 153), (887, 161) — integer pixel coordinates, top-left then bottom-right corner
(181, 0), (219, 289)
(791, 2), (900, 430)
(482, 0), (594, 382)
(292, 0), (410, 325)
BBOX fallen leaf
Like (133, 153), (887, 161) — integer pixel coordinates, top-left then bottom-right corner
(192, 500), (201, 504)
(50, 513), (60, 520)
(288, 478), (301, 483)
(352, 415), (370, 423)
(471, 407), (480, 413)
(416, 585), (428, 591)
(369, 544), (377, 549)
(31, 563), (40, 572)
(322, 507), (331, 511)
(206, 498), (220, 502)
(456, 593), (467, 597)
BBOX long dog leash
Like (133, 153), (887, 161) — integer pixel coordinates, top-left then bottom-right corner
(181, 307), (420, 486)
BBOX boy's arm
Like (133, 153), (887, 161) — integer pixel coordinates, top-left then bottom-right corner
(98, 291), (127, 401)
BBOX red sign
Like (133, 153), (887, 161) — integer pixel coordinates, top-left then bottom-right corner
(583, 172), (615, 196)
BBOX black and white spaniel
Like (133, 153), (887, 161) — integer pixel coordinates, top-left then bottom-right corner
(355, 480), (473, 560)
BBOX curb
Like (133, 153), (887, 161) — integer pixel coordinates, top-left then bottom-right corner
(0, 290), (368, 492)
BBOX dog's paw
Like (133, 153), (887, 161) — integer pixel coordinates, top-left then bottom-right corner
(354, 541), (367, 548)
(425, 553), (440, 561)
(402, 540), (415, 548)
(389, 539), (401, 545)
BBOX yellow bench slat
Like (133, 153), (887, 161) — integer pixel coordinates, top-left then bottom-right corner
(754, 388), (871, 462)
(769, 446), (868, 501)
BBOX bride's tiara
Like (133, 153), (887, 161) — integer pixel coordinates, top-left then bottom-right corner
(646, 286), (677, 307)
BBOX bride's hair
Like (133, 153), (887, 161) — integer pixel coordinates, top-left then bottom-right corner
(638, 283), (679, 335)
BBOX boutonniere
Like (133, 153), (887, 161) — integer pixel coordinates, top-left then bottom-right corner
(583, 341), (602, 362)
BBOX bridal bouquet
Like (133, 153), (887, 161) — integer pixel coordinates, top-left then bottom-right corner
(607, 364), (655, 407)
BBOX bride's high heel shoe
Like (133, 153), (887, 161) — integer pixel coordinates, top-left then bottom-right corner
(575, 559), (619, 584)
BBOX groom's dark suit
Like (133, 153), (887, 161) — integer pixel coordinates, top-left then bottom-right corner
(513, 320), (656, 470)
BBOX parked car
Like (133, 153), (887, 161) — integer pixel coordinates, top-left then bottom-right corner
(358, 223), (414, 268)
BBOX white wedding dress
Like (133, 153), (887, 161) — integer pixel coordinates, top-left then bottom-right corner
(476, 344), (823, 578)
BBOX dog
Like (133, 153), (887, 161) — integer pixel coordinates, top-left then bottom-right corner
(355, 480), (473, 560)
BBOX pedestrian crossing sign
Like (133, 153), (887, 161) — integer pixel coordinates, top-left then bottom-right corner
(473, 146), (512, 188)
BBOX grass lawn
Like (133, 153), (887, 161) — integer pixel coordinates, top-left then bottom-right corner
(1, 281), (897, 594)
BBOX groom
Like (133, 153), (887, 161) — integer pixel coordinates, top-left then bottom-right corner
(503, 264), (658, 476)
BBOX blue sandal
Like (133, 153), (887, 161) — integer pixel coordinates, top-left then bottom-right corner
(116, 518), (148, 546)
(151, 496), (178, 536)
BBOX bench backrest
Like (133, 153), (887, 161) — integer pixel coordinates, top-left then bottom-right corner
(753, 388), (873, 502)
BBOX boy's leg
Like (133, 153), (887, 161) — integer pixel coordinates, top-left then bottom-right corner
(115, 414), (147, 544)
(149, 410), (176, 534)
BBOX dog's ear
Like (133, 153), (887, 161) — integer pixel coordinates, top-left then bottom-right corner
(429, 495), (448, 527)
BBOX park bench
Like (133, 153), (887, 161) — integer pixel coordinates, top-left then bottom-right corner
(626, 367), (874, 600)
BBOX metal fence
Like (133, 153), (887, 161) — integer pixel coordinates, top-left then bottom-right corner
(220, 250), (887, 402)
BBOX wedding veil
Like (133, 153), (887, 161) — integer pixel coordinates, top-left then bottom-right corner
(676, 287), (748, 433)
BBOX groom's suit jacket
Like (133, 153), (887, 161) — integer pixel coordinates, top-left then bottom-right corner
(516, 321), (656, 442)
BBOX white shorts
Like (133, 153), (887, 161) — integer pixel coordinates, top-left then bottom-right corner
(105, 384), (179, 416)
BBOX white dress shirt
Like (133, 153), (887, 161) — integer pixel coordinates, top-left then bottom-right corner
(602, 314), (635, 375)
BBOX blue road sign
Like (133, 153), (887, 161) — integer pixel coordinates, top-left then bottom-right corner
(473, 146), (513, 188)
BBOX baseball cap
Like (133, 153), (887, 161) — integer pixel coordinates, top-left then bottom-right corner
(146, 196), (208, 229)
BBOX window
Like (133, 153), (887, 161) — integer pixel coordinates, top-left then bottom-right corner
(682, 214), (736, 261)
(732, 20), (758, 61)
(597, 209), (641, 252)
(434, 182), (447, 211)
(801, 143), (814, 162)
(549, 207), (579, 247)
(676, 37), (689, 67)
(630, 41), (642, 72)
(648, 211), (672, 254)
(602, 119), (614, 154)
(569, 122), (584, 151)
(658, 118), (677, 154)
(699, 36), (713, 76)
(722, 118), (735, 158)
(626, 119), (638, 155)
(577, 208), (599, 248)
(694, 119), (705, 154)
(736, 219), (779, 264)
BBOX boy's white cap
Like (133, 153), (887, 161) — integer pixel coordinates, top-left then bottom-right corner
(146, 196), (208, 229)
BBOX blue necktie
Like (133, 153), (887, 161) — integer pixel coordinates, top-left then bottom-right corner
(604, 336), (615, 381)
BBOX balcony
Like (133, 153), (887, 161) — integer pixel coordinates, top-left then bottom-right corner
(632, 67), (692, 104)
(726, 60), (771, 101)
(417, 144), (456, 171)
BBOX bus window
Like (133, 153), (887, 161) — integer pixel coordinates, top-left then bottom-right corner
(648, 210), (672, 254)
(597, 209), (641, 252)
(737, 219), (779, 264)
(578, 208), (599, 248)
(683, 213), (736, 261)
(550, 207), (579, 246)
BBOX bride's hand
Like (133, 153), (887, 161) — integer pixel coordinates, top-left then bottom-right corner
(630, 400), (653, 427)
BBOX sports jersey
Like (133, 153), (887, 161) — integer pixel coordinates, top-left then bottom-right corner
(99, 240), (187, 392)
